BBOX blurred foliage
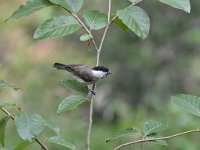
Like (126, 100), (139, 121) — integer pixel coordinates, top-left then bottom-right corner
(0, 0), (200, 150)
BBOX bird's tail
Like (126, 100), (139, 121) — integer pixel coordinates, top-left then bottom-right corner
(53, 63), (72, 72)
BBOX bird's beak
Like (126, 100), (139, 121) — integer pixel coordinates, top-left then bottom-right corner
(107, 71), (112, 75)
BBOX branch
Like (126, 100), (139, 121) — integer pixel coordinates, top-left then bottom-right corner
(86, 84), (95, 150)
(71, 13), (98, 51)
(114, 128), (200, 150)
(96, 0), (112, 65)
(108, 0), (112, 23)
(1, 107), (15, 120)
(86, 98), (94, 150)
(97, 0), (144, 64)
(96, 24), (109, 65)
(59, 6), (98, 51)
(133, 0), (144, 5)
(0, 107), (48, 150)
(110, 0), (144, 23)
(86, 0), (112, 149)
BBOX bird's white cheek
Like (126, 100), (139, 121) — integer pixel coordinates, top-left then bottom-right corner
(92, 70), (106, 78)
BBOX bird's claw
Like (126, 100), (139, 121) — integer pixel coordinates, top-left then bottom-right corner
(89, 89), (96, 95)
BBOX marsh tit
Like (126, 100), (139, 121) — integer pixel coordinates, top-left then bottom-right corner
(53, 63), (111, 94)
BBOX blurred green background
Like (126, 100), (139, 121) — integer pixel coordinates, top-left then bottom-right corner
(1, 0), (200, 150)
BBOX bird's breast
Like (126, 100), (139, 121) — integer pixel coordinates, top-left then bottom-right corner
(92, 70), (107, 79)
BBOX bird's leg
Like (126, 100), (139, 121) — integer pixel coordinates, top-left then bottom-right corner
(88, 88), (96, 95)
(87, 85), (96, 95)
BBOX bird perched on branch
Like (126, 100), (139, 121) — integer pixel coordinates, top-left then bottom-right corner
(53, 63), (111, 94)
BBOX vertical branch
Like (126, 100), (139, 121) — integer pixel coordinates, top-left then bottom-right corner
(108, 0), (112, 23)
(86, 1), (112, 150)
(59, 6), (99, 150)
(96, 25), (109, 65)
(86, 81), (97, 150)
(86, 98), (94, 150)
(97, 0), (112, 65)
(86, 84), (95, 150)
(62, 1), (113, 149)
(96, 51), (100, 66)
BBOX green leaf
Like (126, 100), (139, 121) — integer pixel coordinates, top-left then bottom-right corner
(48, 136), (76, 150)
(80, 33), (92, 41)
(0, 102), (16, 108)
(33, 16), (80, 40)
(159, 0), (191, 13)
(46, 120), (60, 135)
(7, 0), (52, 20)
(145, 135), (168, 146)
(83, 10), (107, 30)
(144, 120), (168, 136)
(57, 95), (86, 114)
(106, 127), (141, 143)
(154, 139), (168, 146)
(113, 16), (128, 31)
(171, 94), (200, 116)
(129, 0), (142, 3)
(116, 6), (150, 39)
(14, 141), (34, 150)
(50, 0), (83, 12)
(0, 116), (11, 147)
(15, 112), (46, 141)
(61, 80), (89, 96)
(0, 80), (20, 90)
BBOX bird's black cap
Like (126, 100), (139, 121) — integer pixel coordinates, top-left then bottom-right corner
(92, 66), (109, 72)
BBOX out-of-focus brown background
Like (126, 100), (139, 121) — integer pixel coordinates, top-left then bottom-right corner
(1, 0), (200, 149)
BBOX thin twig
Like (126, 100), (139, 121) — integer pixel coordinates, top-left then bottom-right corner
(71, 13), (99, 51)
(34, 138), (47, 150)
(96, 0), (143, 64)
(86, 1), (112, 149)
(96, 0), (112, 65)
(59, 6), (98, 51)
(108, 0), (112, 23)
(0, 107), (48, 150)
(114, 128), (200, 150)
(59, 1), (144, 149)
(86, 84), (95, 150)
(110, 0), (144, 23)
(96, 24), (109, 65)
(86, 98), (93, 150)
(58, 5), (99, 150)
(1, 107), (15, 120)
(96, 0), (146, 64)
(133, 0), (144, 5)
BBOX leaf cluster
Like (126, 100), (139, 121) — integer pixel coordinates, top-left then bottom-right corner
(0, 0), (193, 149)
(7, 0), (191, 40)
(0, 81), (75, 149)
(107, 94), (200, 149)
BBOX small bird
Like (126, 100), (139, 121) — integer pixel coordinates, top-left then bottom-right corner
(53, 63), (111, 94)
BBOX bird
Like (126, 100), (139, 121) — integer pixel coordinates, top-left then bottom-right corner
(53, 63), (111, 94)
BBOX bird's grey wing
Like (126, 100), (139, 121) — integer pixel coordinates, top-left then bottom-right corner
(62, 64), (83, 72)
(73, 65), (95, 82)
(54, 63), (83, 72)
(67, 64), (84, 68)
